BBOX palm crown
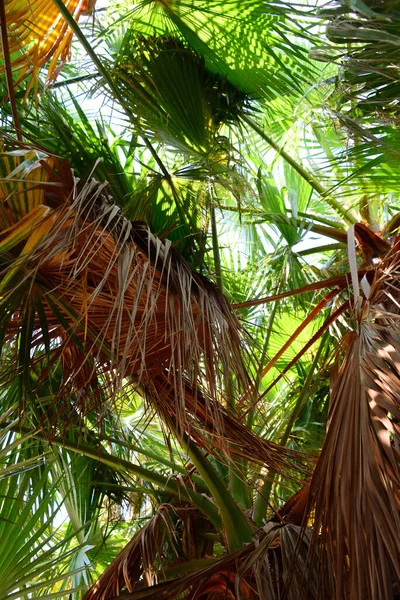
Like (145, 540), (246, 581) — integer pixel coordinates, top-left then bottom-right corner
(1, 0), (400, 598)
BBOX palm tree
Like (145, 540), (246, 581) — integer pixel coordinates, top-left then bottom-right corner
(1, 0), (400, 598)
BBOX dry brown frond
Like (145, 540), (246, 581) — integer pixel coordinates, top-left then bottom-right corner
(85, 530), (257, 600)
(0, 144), (311, 493)
(86, 520), (318, 599)
(1, 147), (303, 466)
(0, 147), (247, 406)
(84, 504), (178, 599)
(110, 521), (311, 600)
(84, 501), (252, 600)
(150, 374), (309, 474)
(301, 238), (400, 599)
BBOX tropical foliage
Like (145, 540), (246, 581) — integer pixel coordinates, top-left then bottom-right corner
(0, 0), (400, 598)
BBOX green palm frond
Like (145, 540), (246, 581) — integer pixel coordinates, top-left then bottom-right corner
(0, 434), (87, 598)
(111, 0), (315, 97)
(313, 0), (400, 125)
(113, 33), (254, 154)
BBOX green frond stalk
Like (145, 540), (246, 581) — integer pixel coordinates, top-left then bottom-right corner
(180, 433), (254, 551)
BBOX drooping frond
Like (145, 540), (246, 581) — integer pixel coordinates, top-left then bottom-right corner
(302, 238), (400, 599)
(83, 504), (178, 599)
(0, 143), (244, 400)
(84, 518), (316, 600)
(0, 142), (307, 478)
(149, 374), (307, 472)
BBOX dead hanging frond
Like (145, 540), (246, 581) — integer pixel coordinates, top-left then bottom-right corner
(83, 504), (179, 600)
(0, 145), (261, 436)
(84, 502), (230, 600)
(3, 0), (94, 91)
(86, 527), (255, 600)
(90, 521), (316, 600)
(149, 374), (310, 474)
(234, 522), (318, 600)
(300, 238), (400, 600)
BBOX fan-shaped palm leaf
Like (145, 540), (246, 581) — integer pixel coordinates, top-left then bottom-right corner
(3, 0), (95, 90)
(0, 430), (89, 598)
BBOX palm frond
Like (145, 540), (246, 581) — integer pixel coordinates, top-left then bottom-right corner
(113, 33), (254, 154)
(313, 0), (400, 125)
(302, 238), (400, 599)
(111, 0), (315, 101)
(0, 142), (309, 480)
(3, 0), (94, 90)
(0, 432), (88, 598)
(0, 144), (243, 397)
(83, 504), (190, 599)
(85, 519), (316, 600)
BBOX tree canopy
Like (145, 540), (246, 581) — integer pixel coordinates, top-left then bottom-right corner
(1, 0), (400, 598)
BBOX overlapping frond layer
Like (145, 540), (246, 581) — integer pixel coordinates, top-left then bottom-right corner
(149, 374), (307, 472)
(313, 0), (400, 124)
(303, 240), (400, 599)
(0, 145), (305, 471)
(84, 505), (175, 599)
(83, 504), (217, 600)
(125, 0), (313, 100)
(84, 519), (314, 600)
(114, 35), (252, 154)
(3, 0), (93, 87)
(0, 147), (250, 421)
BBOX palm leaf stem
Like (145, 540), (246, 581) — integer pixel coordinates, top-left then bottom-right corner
(210, 207), (251, 508)
(180, 432), (254, 551)
(241, 292), (347, 417)
(64, 442), (217, 530)
(213, 204), (347, 230)
(253, 220), (348, 244)
(241, 114), (358, 224)
(279, 330), (329, 449)
(97, 434), (205, 486)
(247, 278), (283, 431)
(232, 272), (362, 310)
(0, 424), (222, 531)
(250, 279), (286, 526)
(257, 297), (349, 405)
(210, 204), (223, 291)
(297, 242), (343, 256)
(0, 0), (22, 141)
(49, 73), (101, 88)
(214, 204), (347, 243)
